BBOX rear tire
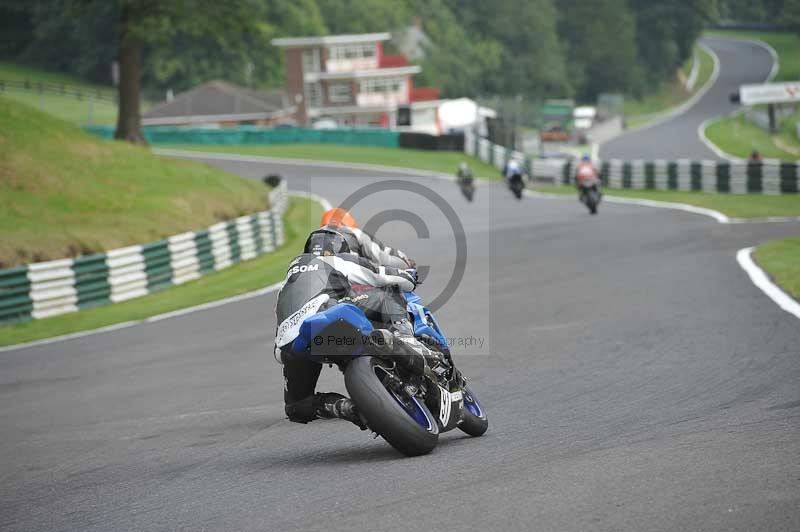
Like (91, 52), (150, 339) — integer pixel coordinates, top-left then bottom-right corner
(587, 189), (599, 214)
(345, 356), (439, 456)
(458, 386), (488, 437)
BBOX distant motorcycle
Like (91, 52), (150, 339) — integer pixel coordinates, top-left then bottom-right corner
(458, 175), (475, 202)
(579, 176), (602, 215)
(507, 173), (525, 200)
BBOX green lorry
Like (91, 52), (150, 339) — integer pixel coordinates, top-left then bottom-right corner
(538, 99), (574, 143)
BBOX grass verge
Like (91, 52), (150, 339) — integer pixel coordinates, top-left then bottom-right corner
(531, 184), (800, 219)
(0, 97), (268, 268)
(624, 44), (715, 129)
(0, 61), (119, 124)
(163, 143), (502, 179)
(704, 111), (800, 160)
(0, 196), (321, 347)
(753, 236), (800, 301)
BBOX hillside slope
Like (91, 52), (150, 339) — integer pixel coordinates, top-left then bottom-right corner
(0, 97), (267, 267)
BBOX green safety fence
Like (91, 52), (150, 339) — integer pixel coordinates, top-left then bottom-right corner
(84, 125), (400, 147)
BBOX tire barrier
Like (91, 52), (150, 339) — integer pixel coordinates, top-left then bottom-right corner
(463, 130), (800, 194)
(560, 159), (799, 194)
(0, 182), (288, 325)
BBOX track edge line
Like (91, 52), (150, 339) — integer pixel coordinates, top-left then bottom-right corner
(736, 247), (800, 320)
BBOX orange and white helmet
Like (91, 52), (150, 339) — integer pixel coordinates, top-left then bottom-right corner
(320, 208), (358, 229)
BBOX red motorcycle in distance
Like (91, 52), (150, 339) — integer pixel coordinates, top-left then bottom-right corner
(575, 158), (602, 215)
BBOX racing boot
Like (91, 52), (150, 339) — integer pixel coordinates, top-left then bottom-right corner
(313, 392), (367, 430)
(369, 329), (445, 376)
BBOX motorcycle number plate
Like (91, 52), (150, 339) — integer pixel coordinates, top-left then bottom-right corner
(275, 293), (329, 348)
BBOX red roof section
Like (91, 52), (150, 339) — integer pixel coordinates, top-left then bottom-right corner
(410, 86), (440, 102)
(379, 54), (410, 68)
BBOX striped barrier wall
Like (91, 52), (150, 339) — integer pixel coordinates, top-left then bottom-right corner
(558, 160), (800, 194)
(0, 182), (288, 325)
(462, 130), (800, 194)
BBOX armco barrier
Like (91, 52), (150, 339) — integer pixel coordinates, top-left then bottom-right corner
(84, 125), (399, 148)
(463, 130), (800, 194)
(0, 182), (288, 325)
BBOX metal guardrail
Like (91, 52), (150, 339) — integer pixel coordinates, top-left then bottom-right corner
(464, 130), (800, 194)
(0, 78), (117, 103)
(0, 182), (288, 325)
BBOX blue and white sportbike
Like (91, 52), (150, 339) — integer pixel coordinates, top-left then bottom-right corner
(277, 286), (488, 457)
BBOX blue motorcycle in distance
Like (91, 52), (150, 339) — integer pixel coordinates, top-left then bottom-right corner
(287, 290), (488, 457)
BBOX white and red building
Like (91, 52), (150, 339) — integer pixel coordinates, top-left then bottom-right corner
(271, 32), (440, 128)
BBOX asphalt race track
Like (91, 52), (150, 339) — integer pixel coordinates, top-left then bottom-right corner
(2, 155), (799, 531)
(600, 37), (775, 160)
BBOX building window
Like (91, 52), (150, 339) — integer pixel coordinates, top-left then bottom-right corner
(359, 77), (405, 94)
(302, 49), (320, 73)
(328, 43), (377, 61)
(304, 82), (322, 107)
(328, 83), (353, 103)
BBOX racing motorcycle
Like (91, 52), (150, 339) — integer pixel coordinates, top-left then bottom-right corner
(458, 175), (475, 202)
(579, 175), (602, 215)
(277, 288), (488, 457)
(507, 173), (525, 200)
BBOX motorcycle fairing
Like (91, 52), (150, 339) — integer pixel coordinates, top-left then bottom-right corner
(292, 303), (374, 359)
(404, 291), (448, 350)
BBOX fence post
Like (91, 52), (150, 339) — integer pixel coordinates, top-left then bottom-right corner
(716, 161), (731, 193)
(622, 162), (632, 188)
(746, 161), (763, 193)
(779, 162), (799, 194)
(665, 162), (677, 189)
(690, 161), (702, 191)
(644, 161), (655, 189)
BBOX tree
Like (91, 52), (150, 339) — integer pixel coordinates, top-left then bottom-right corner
(627, 0), (714, 87)
(449, 0), (570, 99)
(110, 0), (263, 143)
(783, 0), (800, 32)
(559, 0), (642, 100)
(143, 0), (328, 94)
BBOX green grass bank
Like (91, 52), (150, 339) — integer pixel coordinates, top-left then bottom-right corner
(0, 97), (268, 268)
(0, 196), (321, 347)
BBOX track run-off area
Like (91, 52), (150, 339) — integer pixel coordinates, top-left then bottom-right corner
(1, 153), (799, 531)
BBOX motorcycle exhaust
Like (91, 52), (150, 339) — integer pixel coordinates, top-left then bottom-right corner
(368, 329), (426, 376)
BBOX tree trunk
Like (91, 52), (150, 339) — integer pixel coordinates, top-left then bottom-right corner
(114, 1), (145, 144)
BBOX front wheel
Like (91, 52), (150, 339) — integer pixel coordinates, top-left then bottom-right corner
(344, 356), (439, 456)
(458, 386), (488, 437)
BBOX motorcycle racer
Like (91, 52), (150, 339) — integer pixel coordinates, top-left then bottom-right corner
(575, 154), (601, 201)
(274, 229), (427, 428)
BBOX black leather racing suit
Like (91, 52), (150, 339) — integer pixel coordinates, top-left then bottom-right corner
(274, 253), (416, 423)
